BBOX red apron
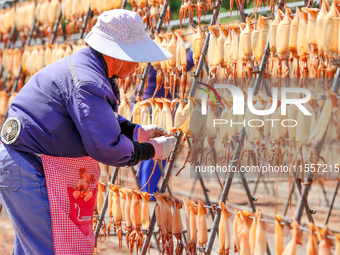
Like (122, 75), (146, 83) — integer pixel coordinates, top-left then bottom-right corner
(41, 155), (101, 255)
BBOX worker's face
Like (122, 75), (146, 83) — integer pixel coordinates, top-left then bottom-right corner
(117, 61), (139, 80)
(102, 54), (139, 80)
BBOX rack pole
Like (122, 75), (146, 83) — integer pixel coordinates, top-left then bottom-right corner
(141, 5), (225, 251)
(331, 65), (340, 94)
(6, 25), (17, 49)
(253, 40), (270, 96)
(121, 0), (128, 9)
(295, 178), (315, 223)
(186, 137), (214, 220)
(294, 173), (314, 223)
(140, 131), (183, 255)
(94, 167), (120, 244)
(80, 6), (92, 39)
(324, 180), (339, 226)
(188, 0), (222, 97)
(26, 17), (37, 47)
(205, 37), (272, 255)
(51, 10), (62, 44)
(294, 65), (340, 224)
(283, 180), (296, 216)
(204, 128), (245, 254)
(239, 3), (247, 22)
(136, 0), (169, 98)
(181, 0), (224, 229)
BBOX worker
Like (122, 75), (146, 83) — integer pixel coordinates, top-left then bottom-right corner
(0, 9), (176, 254)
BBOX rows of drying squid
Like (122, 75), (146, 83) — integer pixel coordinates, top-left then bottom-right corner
(173, 0), (340, 81)
(0, 40), (87, 124)
(119, 86), (340, 180)
(0, 0), (170, 120)
(112, 0), (340, 104)
(127, 1), (340, 117)
(0, 0), (168, 43)
(0, 0), (172, 129)
(179, 0), (281, 28)
(179, 0), (215, 27)
(116, 0), (340, 178)
(1, 40), (87, 78)
(95, 182), (340, 255)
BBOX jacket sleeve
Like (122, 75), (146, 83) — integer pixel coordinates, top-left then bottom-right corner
(119, 120), (141, 141)
(66, 81), (135, 167)
(118, 114), (129, 124)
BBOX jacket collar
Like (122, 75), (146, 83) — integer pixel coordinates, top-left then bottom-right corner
(91, 47), (110, 79)
(90, 47), (120, 103)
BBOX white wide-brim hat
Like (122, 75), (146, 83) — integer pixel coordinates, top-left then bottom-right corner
(85, 9), (172, 63)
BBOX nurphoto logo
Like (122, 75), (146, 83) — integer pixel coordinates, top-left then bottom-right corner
(200, 83), (312, 116)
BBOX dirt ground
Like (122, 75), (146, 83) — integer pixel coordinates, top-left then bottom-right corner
(1, 147), (339, 254)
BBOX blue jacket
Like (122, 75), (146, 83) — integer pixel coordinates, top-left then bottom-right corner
(8, 47), (138, 167)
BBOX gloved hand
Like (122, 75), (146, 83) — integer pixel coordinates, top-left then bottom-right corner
(134, 124), (170, 142)
(149, 136), (177, 160)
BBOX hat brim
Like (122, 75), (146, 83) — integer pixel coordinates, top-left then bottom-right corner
(85, 31), (173, 63)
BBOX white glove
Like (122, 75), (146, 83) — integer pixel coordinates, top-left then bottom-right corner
(149, 136), (177, 160)
(136, 124), (170, 142)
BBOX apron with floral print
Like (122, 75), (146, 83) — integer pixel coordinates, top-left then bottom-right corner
(41, 155), (100, 255)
